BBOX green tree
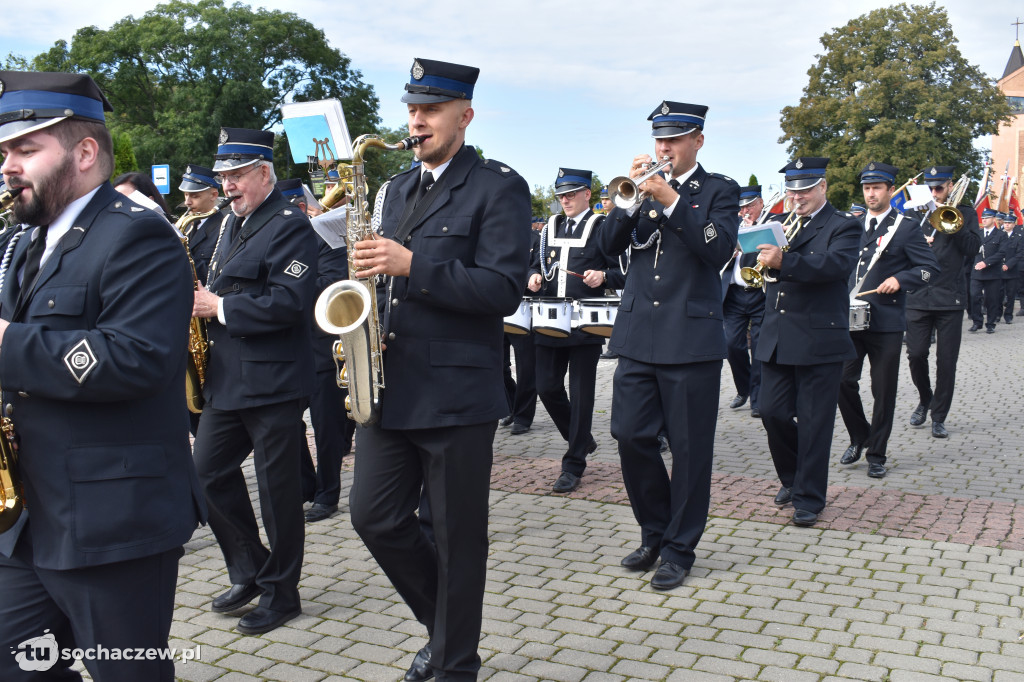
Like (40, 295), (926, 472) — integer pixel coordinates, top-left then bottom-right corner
(779, 2), (1012, 210)
(25, 0), (380, 207)
(111, 131), (139, 178)
(748, 174), (758, 187)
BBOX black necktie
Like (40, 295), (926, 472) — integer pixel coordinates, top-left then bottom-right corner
(21, 224), (49, 291)
(868, 217), (877, 234)
(566, 218), (575, 237)
(415, 171), (435, 206)
(669, 179), (681, 191)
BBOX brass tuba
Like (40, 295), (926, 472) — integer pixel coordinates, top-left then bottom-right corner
(314, 134), (423, 425)
(175, 197), (231, 413)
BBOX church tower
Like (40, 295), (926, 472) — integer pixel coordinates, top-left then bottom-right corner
(991, 37), (1024, 181)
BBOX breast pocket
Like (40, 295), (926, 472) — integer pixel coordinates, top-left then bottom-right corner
(30, 284), (87, 318)
(220, 257), (261, 281)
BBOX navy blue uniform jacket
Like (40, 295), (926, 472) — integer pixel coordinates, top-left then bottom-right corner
(973, 227), (1007, 280)
(849, 210), (939, 332)
(376, 145), (532, 430)
(204, 189), (318, 410)
(598, 164), (740, 364)
(0, 183), (205, 569)
(906, 203), (980, 311)
(755, 203), (860, 365)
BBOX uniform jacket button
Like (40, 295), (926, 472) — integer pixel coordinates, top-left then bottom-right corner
(420, 288), (429, 295)
(654, 275), (660, 281)
(392, 298), (399, 306)
(17, 391), (29, 398)
(780, 309), (786, 314)
(388, 332), (396, 340)
(653, 301), (660, 307)
(209, 339), (215, 347)
(442, 226), (448, 233)
(48, 300), (55, 308)
(4, 404), (11, 416)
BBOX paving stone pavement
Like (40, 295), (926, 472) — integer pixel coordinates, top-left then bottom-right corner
(119, 312), (1024, 681)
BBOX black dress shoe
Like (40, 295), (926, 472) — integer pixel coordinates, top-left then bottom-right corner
(600, 350), (619, 359)
(1005, 318), (1013, 324)
(498, 415), (514, 427)
(728, 394), (748, 409)
(212, 583), (261, 613)
(586, 439), (597, 455)
(840, 443), (863, 465)
(304, 503), (338, 522)
(969, 324), (981, 332)
(750, 407), (761, 418)
(909, 402), (929, 426)
(404, 645), (433, 682)
(621, 546), (659, 571)
(867, 463), (887, 478)
(773, 486), (792, 506)
(986, 327), (995, 334)
(792, 509), (818, 527)
(1016, 310), (1024, 317)
(932, 422), (948, 438)
(552, 471), (581, 493)
(657, 434), (669, 453)
(237, 605), (301, 635)
(650, 561), (688, 590)
(509, 422), (530, 435)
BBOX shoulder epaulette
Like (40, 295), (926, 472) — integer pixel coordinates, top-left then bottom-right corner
(481, 159), (520, 177)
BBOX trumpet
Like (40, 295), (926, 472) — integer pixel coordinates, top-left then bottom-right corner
(607, 158), (673, 209)
(739, 210), (801, 289)
(927, 174), (970, 235)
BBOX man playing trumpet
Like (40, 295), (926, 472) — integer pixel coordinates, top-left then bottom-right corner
(599, 101), (738, 590)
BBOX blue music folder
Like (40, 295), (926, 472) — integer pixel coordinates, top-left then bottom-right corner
(737, 221), (788, 253)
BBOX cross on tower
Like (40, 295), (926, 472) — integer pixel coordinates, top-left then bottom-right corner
(1014, 17), (1023, 41)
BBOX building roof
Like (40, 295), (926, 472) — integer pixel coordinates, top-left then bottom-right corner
(1004, 41), (1024, 80)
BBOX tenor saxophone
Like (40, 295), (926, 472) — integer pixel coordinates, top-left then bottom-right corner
(175, 197), (231, 413)
(314, 134), (423, 425)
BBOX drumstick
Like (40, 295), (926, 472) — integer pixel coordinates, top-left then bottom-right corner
(855, 289), (879, 297)
(562, 269), (587, 280)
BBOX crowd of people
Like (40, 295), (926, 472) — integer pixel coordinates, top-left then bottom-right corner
(0, 61), (1018, 682)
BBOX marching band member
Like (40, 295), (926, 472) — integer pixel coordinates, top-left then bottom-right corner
(598, 101), (739, 590)
(970, 206), (1007, 333)
(722, 185), (766, 417)
(837, 162), (938, 478)
(347, 58), (531, 681)
(191, 128), (318, 635)
(0, 70), (205, 682)
(528, 167), (621, 493)
(1000, 212), (1022, 322)
(178, 163), (225, 285)
(755, 157), (859, 527)
(904, 164), (981, 438)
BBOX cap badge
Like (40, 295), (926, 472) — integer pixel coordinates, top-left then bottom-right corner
(868, 163), (876, 170)
(558, 169), (564, 177)
(795, 159), (804, 169)
(661, 103), (669, 115)
(930, 167), (937, 175)
(0, 79), (5, 97)
(185, 165), (192, 174)
(412, 60), (425, 80)
(218, 129), (229, 145)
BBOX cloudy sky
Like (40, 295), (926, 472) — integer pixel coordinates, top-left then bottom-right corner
(4, 0), (1022, 201)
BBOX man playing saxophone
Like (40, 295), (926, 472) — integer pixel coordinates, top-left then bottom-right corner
(347, 58), (531, 681)
(191, 128), (317, 635)
(0, 70), (205, 682)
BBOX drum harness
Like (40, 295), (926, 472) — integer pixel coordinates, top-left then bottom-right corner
(539, 213), (603, 298)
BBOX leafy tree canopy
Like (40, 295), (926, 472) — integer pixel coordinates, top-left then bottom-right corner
(779, 2), (1012, 210)
(21, 0), (381, 207)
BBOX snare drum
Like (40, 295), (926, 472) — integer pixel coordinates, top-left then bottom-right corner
(849, 300), (870, 331)
(503, 298), (532, 335)
(576, 297), (620, 337)
(532, 297), (573, 338)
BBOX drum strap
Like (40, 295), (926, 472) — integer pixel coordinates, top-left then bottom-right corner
(850, 213), (904, 297)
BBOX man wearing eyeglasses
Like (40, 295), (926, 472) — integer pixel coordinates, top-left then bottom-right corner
(527, 168), (621, 493)
(191, 127), (318, 635)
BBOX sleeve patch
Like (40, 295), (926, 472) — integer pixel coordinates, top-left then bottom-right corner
(704, 223), (718, 243)
(284, 260), (309, 278)
(64, 339), (98, 384)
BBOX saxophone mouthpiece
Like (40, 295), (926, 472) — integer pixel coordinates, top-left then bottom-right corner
(403, 135), (430, 148)
(1, 186), (24, 211)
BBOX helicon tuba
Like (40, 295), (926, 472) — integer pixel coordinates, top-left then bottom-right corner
(314, 134), (423, 425)
(175, 197), (231, 413)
